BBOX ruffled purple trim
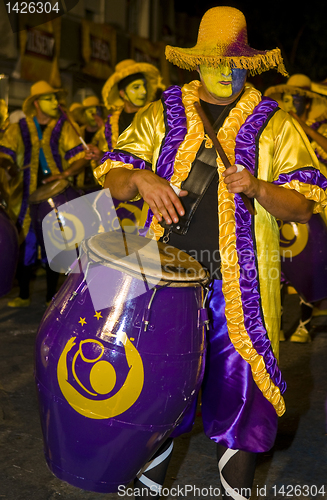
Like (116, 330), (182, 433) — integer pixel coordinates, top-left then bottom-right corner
(65, 143), (84, 161)
(0, 145), (16, 162)
(273, 167), (327, 190)
(143, 86), (187, 232)
(101, 149), (150, 169)
(235, 97), (278, 176)
(19, 118), (32, 166)
(104, 116), (112, 150)
(50, 115), (66, 172)
(234, 97), (287, 394)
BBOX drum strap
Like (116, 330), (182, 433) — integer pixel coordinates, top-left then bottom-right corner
(160, 95), (241, 238)
(33, 117), (51, 176)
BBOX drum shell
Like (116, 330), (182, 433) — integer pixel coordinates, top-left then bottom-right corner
(279, 214), (327, 302)
(35, 260), (206, 493)
(0, 205), (19, 297)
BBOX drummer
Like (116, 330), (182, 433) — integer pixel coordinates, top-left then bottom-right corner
(94, 7), (327, 500)
(0, 80), (88, 308)
(265, 75), (327, 342)
(70, 96), (106, 191)
(85, 59), (165, 162)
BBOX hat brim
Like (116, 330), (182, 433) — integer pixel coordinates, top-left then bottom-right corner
(22, 88), (66, 116)
(165, 45), (288, 76)
(264, 84), (327, 121)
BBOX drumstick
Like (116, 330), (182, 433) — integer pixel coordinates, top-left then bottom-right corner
(194, 102), (256, 216)
(58, 104), (90, 150)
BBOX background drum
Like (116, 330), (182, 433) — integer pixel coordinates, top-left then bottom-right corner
(29, 180), (101, 273)
(35, 231), (209, 493)
(279, 213), (327, 302)
(0, 202), (19, 298)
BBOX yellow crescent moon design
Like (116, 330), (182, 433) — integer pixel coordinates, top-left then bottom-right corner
(279, 220), (309, 258)
(57, 333), (144, 419)
(116, 202), (142, 233)
(47, 212), (85, 251)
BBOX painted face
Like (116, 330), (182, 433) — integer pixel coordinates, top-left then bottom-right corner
(282, 93), (307, 117)
(199, 64), (247, 99)
(124, 79), (147, 107)
(37, 93), (59, 118)
(84, 106), (98, 127)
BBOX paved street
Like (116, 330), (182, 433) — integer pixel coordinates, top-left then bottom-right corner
(1, 272), (326, 500)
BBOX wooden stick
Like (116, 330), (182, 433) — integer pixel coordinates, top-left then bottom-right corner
(58, 104), (90, 150)
(194, 101), (256, 216)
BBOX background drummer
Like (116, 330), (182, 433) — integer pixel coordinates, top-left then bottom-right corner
(265, 75), (327, 342)
(94, 6), (327, 499)
(70, 96), (106, 192)
(85, 59), (165, 163)
(0, 80), (88, 308)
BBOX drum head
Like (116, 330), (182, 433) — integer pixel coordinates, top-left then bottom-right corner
(29, 179), (70, 204)
(83, 231), (208, 286)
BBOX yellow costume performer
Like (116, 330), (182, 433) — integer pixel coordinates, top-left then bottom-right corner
(0, 81), (86, 307)
(95, 7), (327, 499)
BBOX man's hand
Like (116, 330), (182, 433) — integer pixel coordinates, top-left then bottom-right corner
(223, 164), (314, 223)
(223, 165), (261, 198)
(84, 145), (102, 162)
(133, 170), (188, 225)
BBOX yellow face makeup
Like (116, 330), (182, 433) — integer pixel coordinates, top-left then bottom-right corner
(200, 65), (233, 98)
(199, 64), (247, 100)
(282, 93), (297, 113)
(85, 106), (97, 127)
(124, 79), (147, 108)
(37, 93), (59, 118)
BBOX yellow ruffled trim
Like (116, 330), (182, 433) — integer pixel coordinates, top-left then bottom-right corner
(150, 81), (286, 415)
(165, 46), (288, 77)
(281, 180), (327, 214)
(109, 108), (122, 150)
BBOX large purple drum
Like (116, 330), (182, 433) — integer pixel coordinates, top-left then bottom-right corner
(35, 231), (209, 493)
(279, 213), (327, 302)
(0, 204), (19, 297)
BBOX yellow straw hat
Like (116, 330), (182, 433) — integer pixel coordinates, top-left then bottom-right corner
(22, 80), (66, 116)
(264, 74), (327, 120)
(102, 59), (165, 111)
(165, 6), (287, 76)
(70, 96), (106, 124)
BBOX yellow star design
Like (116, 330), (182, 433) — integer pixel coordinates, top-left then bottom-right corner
(78, 317), (87, 326)
(94, 311), (102, 320)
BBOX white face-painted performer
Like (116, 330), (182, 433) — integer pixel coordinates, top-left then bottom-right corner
(94, 6), (327, 500)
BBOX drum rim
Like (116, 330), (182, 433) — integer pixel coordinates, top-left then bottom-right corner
(82, 238), (210, 287)
(28, 179), (71, 204)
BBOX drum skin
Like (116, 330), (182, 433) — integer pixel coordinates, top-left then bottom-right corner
(35, 248), (206, 492)
(0, 205), (19, 298)
(279, 213), (327, 302)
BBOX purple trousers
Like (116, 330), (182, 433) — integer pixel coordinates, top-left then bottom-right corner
(171, 279), (278, 453)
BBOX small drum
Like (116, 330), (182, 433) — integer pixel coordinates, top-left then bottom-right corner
(279, 213), (327, 302)
(35, 231), (209, 493)
(29, 180), (101, 272)
(0, 204), (19, 297)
